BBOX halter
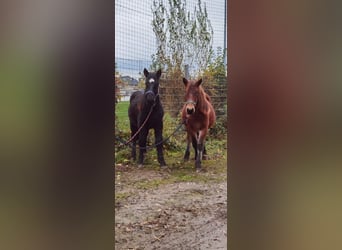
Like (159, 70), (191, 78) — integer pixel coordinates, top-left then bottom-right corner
(145, 90), (155, 96)
(185, 100), (197, 105)
(145, 85), (160, 103)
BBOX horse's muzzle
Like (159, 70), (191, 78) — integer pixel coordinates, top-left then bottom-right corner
(145, 91), (155, 102)
(186, 107), (195, 114)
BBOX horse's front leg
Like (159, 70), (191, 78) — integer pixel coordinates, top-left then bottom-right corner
(195, 130), (207, 171)
(195, 143), (202, 171)
(154, 126), (166, 167)
(184, 133), (191, 161)
(192, 135), (198, 160)
(138, 128), (148, 167)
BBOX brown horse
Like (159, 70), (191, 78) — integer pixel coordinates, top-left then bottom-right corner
(181, 77), (216, 171)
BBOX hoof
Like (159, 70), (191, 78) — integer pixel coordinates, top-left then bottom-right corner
(184, 152), (190, 161)
(137, 164), (143, 168)
(160, 165), (171, 173)
(196, 168), (202, 173)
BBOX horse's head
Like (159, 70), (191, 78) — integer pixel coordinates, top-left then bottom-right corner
(143, 68), (162, 103)
(183, 77), (202, 115)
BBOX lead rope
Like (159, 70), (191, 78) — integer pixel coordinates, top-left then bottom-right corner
(123, 100), (156, 146)
(121, 88), (161, 145)
(115, 119), (185, 150)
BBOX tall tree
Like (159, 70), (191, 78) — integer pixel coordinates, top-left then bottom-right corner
(151, 0), (213, 77)
(151, 0), (167, 71)
(189, 0), (214, 73)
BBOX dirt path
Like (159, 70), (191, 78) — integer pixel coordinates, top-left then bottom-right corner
(115, 165), (227, 250)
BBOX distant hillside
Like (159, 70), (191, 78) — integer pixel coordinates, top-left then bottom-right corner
(115, 58), (152, 78)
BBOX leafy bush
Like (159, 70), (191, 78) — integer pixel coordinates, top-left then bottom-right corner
(161, 112), (186, 151)
(210, 112), (227, 140)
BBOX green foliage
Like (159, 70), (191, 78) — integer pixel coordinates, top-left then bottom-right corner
(115, 101), (131, 159)
(162, 113), (185, 151)
(151, 0), (215, 116)
(151, 0), (167, 71)
(150, 0), (213, 75)
(201, 47), (227, 137)
(190, 0), (214, 73)
(137, 77), (145, 89)
(205, 47), (226, 80)
(209, 104), (227, 140)
(201, 47), (226, 85)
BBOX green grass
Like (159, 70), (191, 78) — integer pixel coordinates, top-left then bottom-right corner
(115, 101), (130, 136)
(116, 148), (227, 191)
(131, 165), (227, 190)
(115, 101), (130, 120)
(115, 99), (227, 190)
(115, 192), (132, 201)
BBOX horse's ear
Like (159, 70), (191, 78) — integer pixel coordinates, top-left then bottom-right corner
(143, 68), (149, 77)
(183, 78), (188, 86)
(196, 78), (202, 86)
(156, 69), (162, 78)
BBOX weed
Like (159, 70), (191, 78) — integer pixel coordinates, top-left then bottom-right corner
(115, 192), (132, 201)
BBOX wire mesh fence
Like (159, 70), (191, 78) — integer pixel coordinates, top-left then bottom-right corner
(115, 0), (227, 137)
(157, 77), (227, 117)
(115, 0), (226, 75)
(115, 82), (227, 143)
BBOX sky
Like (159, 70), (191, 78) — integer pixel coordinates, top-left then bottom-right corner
(115, 0), (226, 77)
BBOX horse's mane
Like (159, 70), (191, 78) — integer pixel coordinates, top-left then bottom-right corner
(197, 85), (210, 112)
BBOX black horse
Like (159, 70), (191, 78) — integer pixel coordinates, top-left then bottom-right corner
(128, 68), (167, 168)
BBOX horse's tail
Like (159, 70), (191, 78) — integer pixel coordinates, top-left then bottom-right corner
(208, 101), (216, 128)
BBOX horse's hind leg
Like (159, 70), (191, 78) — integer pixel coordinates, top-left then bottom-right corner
(203, 145), (208, 160)
(154, 127), (166, 167)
